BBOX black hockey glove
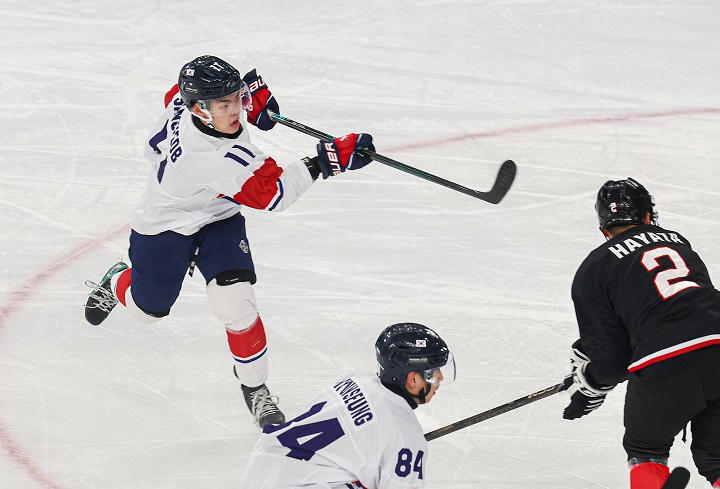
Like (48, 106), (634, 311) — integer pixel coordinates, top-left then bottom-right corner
(242, 69), (279, 131)
(559, 341), (614, 420)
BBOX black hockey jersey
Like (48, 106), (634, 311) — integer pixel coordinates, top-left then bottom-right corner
(572, 224), (720, 386)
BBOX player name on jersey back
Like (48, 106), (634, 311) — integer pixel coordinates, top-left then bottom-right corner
(607, 231), (685, 260)
(333, 377), (377, 430)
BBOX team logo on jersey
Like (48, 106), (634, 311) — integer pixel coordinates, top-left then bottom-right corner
(416, 339), (426, 347)
(239, 240), (249, 253)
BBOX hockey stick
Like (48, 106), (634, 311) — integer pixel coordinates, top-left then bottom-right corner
(662, 467), (690, 489)
(424, 382), (564, 441)
(268, 110), (516, 204)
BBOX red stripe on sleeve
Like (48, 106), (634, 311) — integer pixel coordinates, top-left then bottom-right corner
(164, 84), (180, 108)
(230, 158), (284, 209)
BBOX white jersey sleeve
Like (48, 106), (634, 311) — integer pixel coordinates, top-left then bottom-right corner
(131, 86), (315, 236)
(242, 372), (428, 489)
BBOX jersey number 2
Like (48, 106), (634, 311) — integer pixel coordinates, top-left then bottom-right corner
(641, 246), (699, 300)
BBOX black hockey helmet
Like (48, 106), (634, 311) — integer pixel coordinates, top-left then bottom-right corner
(375, 323), (455, 389)
(178, 55), (244, 108)
(595, 177), (657, 230)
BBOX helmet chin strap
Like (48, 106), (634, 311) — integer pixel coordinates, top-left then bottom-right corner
(406, 384), (431, 405)
(194, 101), (217, 130)
(418, 385), (430, 404)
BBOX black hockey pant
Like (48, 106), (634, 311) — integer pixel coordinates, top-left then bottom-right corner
(623, 346), (720, 484)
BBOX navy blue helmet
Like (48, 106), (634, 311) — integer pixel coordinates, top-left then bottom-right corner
(178, 55), (243, 108)
(375, 323), (455, 388)
(595, 178), (657, 230)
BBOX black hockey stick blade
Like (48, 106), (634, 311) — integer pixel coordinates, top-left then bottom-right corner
(477, 159), (516, 204)
(268, 110), (517, 204)
(661, 467), (690, 489)
(424, 382), (563, 441)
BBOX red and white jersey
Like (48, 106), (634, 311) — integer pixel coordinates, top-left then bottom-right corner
(131, 85), (314, 236)
(242, 372), (428, 489)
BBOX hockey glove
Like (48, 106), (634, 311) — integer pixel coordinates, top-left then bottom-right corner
(242, 69), (279, 131)
(559, 340), (614, 419)
(560, 363), (614, 420)
(316, 133), (374, 179)
(569, 339), (590, 370)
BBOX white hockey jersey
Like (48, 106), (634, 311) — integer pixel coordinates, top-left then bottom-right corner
(131, 85), (314, 236)
(241, 372), (428, 489)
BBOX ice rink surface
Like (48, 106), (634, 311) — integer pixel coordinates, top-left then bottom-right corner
(2, 1), (720, 487)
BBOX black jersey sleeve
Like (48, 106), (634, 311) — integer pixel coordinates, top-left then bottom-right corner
(572, 260), (633, 386)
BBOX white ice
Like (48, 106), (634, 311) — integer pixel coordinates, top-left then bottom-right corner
(2, 1), (720, 488)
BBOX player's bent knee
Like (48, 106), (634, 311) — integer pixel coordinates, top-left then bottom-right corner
(206, 278), (259, 331)
(125, 289), (163, 324)
(207, 279), (267, 367)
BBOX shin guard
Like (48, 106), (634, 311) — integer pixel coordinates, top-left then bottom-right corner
(227, 318), (268, 387)
(227, 317), (267, 363)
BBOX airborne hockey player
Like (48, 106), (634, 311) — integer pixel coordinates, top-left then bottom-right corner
(559, 178), (720, 489)
(242, 323), (456, 488)
(83, 55), (375, 428)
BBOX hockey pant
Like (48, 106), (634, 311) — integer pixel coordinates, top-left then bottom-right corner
(624, 346), (720, 485)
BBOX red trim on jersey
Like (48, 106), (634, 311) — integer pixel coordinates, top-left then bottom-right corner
(628, 338), (720, 372)
(223, 158), (284, 210)
(115, 268), (132, 306)
(226, 317), (267, 359)
(164, 84), (180, 108)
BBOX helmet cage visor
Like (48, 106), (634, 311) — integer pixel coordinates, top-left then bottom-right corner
(198, 81), (252, 118)
(422, 351), (456, 386)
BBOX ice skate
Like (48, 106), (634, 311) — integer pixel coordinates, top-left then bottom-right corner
(84, 260), (128, 326)
(241, 383), (286, 428)
(234, 365), (286, 428)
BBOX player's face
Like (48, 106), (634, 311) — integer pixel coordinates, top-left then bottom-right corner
(207, 91), (244, 134)
(207, 84), (252, 134)
(423, 369), (443, 404)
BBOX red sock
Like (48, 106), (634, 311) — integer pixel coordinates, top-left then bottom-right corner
(114, 269), (132, 306)
(226, 317), (267, 362)
(630, 462), (670, 489)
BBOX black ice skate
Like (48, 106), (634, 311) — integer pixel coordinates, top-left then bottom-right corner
(241, 383), (286, 428)
(234, 366), (285, 428)
(84, 261), (128, 326)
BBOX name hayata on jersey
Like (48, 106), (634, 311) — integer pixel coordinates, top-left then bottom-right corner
(607, 231), (685, 259)
(333, 377), (376, 429)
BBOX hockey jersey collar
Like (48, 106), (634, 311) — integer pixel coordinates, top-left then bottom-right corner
(381, 381), (418, 410)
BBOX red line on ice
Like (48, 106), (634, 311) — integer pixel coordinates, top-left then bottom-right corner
(0, 224), (129, 489)
(386, 107), (720, 153)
